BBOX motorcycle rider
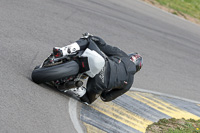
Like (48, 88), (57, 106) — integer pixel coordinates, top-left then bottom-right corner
(54, 33), (143, 104)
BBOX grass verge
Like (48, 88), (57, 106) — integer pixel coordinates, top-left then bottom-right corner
(146, 118), (200, 133)
(155, 0), (200, 19)
(142, 0), (200, 25)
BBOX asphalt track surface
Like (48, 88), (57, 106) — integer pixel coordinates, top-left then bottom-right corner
(0, 0), (200, 132)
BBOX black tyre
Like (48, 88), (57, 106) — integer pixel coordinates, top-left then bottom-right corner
(32, 61), (79, 84)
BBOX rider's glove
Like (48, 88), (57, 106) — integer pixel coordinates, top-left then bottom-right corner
(81, 32), (93, 39)
(90, 36), (106, 46)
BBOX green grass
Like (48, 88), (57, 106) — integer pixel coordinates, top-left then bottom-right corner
(155, 0), (200, 20)
(146, 118), (200, 133)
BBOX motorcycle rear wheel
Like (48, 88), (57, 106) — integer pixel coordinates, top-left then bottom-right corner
(32, 61), (79, 84)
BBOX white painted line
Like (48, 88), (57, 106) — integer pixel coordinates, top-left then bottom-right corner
(68, 98), (84, 133)
(130, 87), (200, 104)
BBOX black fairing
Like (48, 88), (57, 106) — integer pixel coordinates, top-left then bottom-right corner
(32, 61), (79, 84)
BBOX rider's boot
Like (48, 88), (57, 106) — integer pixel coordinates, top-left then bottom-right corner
(53, 32), (93, 58)
(53, 42), (80, 58)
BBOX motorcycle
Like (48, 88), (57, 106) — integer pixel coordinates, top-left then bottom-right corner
(32, 48), (89, 92)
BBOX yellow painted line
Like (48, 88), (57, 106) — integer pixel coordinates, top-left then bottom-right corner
(83, 122), (106, 133)
(90, 98), (153, 133)
(198, 104), (200, 107)
(126, 92), (200, 120)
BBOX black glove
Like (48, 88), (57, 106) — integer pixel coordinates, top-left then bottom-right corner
(90, 36), (106, 46)
(82, 32), (93, 38)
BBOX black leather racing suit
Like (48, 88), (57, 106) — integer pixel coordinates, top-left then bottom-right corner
(75, 36), (137, 104)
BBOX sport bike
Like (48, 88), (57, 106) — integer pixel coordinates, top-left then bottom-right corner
(32, 49), (89, 92)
